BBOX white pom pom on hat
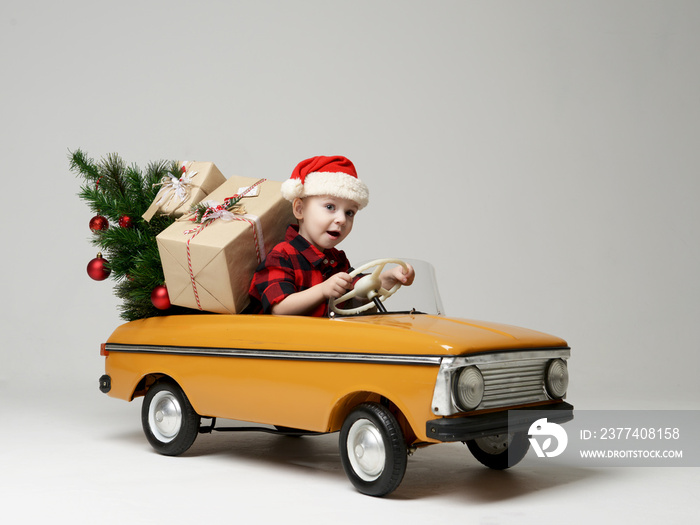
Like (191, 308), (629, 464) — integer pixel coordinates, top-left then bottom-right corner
(281, 155), (369, 209)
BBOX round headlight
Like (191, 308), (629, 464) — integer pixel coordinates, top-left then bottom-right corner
(545, 359), (569, 399)
(454, 366), (484, 411)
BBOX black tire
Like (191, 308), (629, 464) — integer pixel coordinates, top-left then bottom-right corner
(465, 432), (530, 470)
(339, 403), (408, 497)
(141, 380), (200, 456)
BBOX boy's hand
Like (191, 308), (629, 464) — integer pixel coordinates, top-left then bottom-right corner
(380, 263), (415, 290)
(321, 272), (354, 299)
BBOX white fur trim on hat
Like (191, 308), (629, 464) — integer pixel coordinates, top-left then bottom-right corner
(281, 171), (369, 209)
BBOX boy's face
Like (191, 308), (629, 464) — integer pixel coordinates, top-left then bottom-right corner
(293, 195), (358, 251)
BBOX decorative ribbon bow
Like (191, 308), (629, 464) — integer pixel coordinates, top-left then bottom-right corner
(154, 162), (198, 207)
(195, 200), (237, 224)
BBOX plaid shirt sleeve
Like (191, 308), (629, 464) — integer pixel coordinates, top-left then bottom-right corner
(249, 247), (300, 313)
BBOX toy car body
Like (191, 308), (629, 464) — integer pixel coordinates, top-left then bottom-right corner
(99, 260), (573, 496)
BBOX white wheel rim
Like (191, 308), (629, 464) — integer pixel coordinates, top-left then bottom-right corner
(346, 419), (386, 481)
(474, 433), (513, 455)
(148, 390), (182, 443)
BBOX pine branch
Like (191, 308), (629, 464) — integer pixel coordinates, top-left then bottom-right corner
(114, 241), (201, 321)
(93, 226), (155, 278)
(78, 183), (121, 219)
(99, 153), (129, 199)
(69, 149), (101, 182)
(73, 149), (184, 321)
(124, 163), (147, 209)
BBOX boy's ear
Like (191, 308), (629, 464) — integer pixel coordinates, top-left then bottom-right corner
(292, 197), (305, 220)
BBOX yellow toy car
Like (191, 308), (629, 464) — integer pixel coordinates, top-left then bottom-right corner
(99, 259), (573, 497)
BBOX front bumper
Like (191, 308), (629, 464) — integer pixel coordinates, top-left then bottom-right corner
(426, 402), (574, 442)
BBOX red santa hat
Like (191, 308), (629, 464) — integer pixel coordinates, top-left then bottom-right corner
(281, 155), (369, 209)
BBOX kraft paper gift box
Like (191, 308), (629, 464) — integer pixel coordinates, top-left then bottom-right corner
(142, 161), (226, 222)
(156, 176), (295, 314)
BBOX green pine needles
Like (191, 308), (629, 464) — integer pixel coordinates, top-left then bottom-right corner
(71, 149), (197, 321)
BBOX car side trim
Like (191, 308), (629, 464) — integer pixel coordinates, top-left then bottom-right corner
(103, 343), (444, 366)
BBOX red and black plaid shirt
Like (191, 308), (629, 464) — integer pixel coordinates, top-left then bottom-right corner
(248, 225), (352, 317)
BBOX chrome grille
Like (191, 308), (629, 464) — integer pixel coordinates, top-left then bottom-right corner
(478, 359), (548, 409)
(430, 348), (570, 416)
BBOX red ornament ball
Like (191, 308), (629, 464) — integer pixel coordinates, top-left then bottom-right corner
(89, 215), (109, 232)
(151, 285), (171, 310)
(118, 215), (134, 228)
(87, 253), (111, 281)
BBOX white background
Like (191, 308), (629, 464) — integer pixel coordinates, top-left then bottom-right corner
(1, 1), (698, 523)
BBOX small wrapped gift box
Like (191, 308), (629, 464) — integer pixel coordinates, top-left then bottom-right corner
(156, 176), (295, 314)
(142, 161), (226, 222)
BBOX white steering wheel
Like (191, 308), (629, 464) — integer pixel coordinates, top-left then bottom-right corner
(331, 258), (409, 316)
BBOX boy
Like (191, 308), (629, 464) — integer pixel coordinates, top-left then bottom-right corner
(248, 155), (414, 316)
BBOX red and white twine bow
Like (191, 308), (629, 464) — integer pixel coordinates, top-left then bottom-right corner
(195, 201), (237, 223)
(184, 178), (267, 310)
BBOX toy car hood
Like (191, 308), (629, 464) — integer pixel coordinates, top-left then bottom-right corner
(106, 313), (568, 357)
